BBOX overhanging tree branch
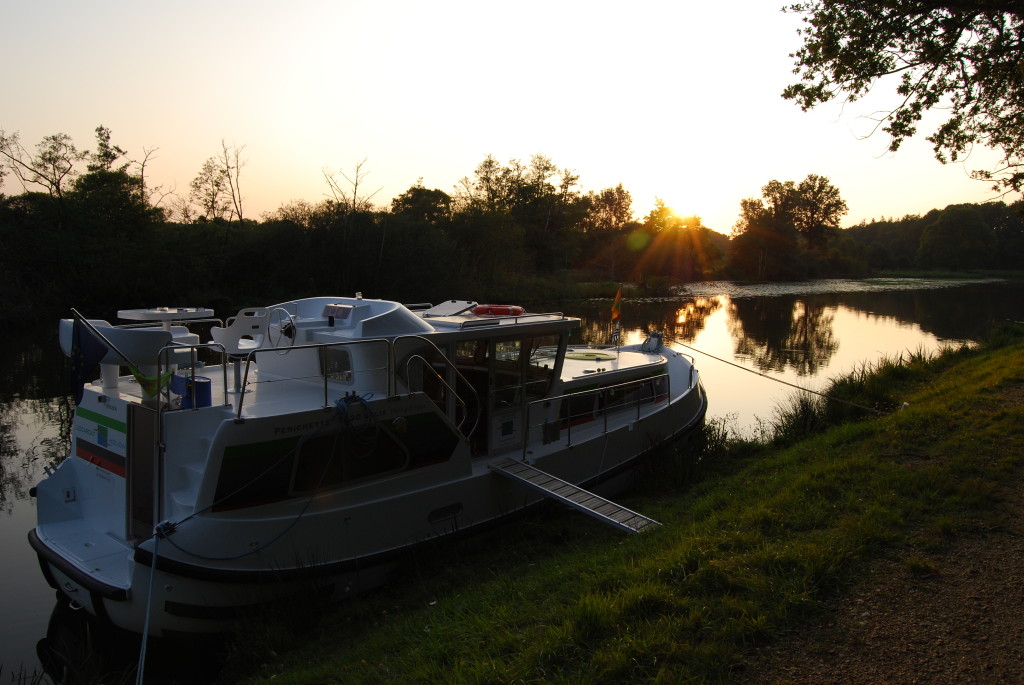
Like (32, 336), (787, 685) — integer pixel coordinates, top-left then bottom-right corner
(785, 1), (1024, 192)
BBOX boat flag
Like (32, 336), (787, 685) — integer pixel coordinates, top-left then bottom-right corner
(70, 318), (108, 404)
(610, 286), (622, 344)
(130, 366), (173, 397)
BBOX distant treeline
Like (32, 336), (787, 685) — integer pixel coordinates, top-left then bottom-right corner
(2, 128), (1022, 326)
(843, 202), (1024, 272)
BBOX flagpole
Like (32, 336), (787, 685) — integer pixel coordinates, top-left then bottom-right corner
(71, 308), (175, 399)
(610, 284), (622, 352)
(71, 308), (136, 367)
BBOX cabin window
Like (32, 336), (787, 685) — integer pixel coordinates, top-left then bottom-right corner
(454, 339), (488, 367)
(492, 339), (522, 407)
(290, 428), (407, 494)
(489, 335), (561, 407)
(525, 334), (560, 401)
(213, 438), (297, 510)
(321, 347), (353, 382)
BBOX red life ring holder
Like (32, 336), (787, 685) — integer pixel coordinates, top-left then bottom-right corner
(472, 304), (525, 317)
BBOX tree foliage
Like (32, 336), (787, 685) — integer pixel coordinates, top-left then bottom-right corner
(791, 173), (849, 247)
(845, 199), (1022, 270)
(0, 130), (87, 201)
(629, 201), (726, 284)
(390, 180), (451, 224)
(5, 126), (1023, 332)
(189, 157), (232, 221)
(88, 125), (128, 173)
(917, 203), (996, 268)
(581, 183), (634, 233)
(730, 174), (849, 278)
(784, 1), (1024, 192)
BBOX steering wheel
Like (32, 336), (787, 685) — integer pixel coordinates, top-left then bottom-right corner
(267, 307), (297, 350)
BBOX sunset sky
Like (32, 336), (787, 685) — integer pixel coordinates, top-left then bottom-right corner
(2, 0), (1004, 233)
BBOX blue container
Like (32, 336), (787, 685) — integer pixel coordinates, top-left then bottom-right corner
(171, 374), (212, 409)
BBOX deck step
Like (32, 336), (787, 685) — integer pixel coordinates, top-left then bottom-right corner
(169, 488), (196, 518)
(489, 458), (660, 534)
(179, 460), (205, 489)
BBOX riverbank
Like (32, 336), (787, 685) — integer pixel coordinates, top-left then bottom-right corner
(212, 324), (1023, 684)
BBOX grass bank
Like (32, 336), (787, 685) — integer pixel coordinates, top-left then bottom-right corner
(223, 325), (1024, 684)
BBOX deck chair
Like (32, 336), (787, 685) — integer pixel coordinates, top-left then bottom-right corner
(210, 308), (270, 392)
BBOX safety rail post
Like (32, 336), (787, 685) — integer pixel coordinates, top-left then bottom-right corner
(237, 353), (256, 420)
(523, 372), (677, 459)
(567, 407), (573, 447)
(405, 354), (471, 432)
(522, 402), (532, 462)
(156, 340), (231, 426)
(394, 335), (481, 437)
(223, 337), (395, 420)
(604, 386), (609, 434)
(321, 345), (328, 409)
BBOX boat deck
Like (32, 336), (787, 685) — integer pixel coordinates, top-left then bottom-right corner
(559, 346), (667, 384)
(94, 364), (334, 419)
(94, 343), (673, 420)
(37, 519), (132, 589)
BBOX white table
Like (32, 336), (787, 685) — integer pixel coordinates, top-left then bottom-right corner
(117, 307), (214, 331)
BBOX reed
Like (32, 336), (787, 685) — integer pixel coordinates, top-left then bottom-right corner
(0, 667), (47, 685)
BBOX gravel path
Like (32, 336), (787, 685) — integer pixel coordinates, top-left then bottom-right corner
(739, 487), (1024, 683)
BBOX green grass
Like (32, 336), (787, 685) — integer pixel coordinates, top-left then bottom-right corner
(223, 323), (1024, 684)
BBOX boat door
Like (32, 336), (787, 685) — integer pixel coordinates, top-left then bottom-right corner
(485, 334), (564, 456)
(489, 338), (527, 453)
(126, 404), (158, 544)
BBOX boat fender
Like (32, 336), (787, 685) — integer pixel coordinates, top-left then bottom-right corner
(472, 304), (525, 316)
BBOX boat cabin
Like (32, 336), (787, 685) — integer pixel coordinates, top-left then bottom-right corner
(248, 297), (577, 457)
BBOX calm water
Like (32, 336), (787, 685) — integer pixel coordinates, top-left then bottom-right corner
(3, 278), (1023, 674)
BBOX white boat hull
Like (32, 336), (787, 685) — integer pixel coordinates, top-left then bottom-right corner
(32, 297), (707, 635)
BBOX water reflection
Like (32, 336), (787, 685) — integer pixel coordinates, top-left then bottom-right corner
(36, 598), (223, 684)
(727, 297), (838, 375)
(670, 297), (722, 341)
(574, 296), (722, 345)
(1, 398), (71, 511)
(832, 285), (1017, 342)
(0, 328), (73, 510)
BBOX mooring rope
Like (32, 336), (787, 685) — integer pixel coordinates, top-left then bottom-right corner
(135, 532), (161, 685)
(667, 337), (885, 416)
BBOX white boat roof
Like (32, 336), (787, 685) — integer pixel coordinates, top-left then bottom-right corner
(273, 296), (578, 340)
(417, 300), (575, 331)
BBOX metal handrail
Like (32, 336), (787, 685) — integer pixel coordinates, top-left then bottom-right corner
(157, 333), (486, 426)
(521, 374), (672, 461)
(395, 335), (481, 438)
(156, 341), (231, 415)
(456, 312), (567, 329)
(404, 355), (473, 433)
(228, 337), (393, 420)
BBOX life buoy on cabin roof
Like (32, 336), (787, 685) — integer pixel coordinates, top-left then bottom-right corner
(472, 304), (525, 317)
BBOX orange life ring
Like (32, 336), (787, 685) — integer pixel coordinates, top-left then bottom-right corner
(472, 304), (525, 317)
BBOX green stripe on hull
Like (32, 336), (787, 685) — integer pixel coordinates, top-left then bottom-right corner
(75, 407), (127, 433)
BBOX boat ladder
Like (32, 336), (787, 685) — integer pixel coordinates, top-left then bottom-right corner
(489, 458), (660, 534)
